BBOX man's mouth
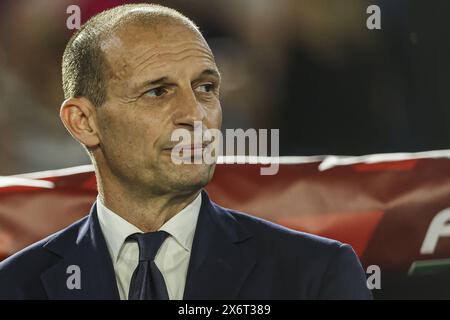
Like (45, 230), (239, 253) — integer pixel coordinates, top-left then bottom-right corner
(163, 142), (211, 154)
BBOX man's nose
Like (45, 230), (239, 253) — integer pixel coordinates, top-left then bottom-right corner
(173, 88), (206, 129)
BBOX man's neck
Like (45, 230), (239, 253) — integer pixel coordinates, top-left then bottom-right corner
(97, 177), (201, 232)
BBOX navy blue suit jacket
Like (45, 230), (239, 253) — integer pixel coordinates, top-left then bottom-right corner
(0, 191), (372, 299)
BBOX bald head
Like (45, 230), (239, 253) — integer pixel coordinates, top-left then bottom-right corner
(62, 3), (201, 107)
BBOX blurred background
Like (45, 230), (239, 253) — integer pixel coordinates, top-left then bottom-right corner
(0, 0), (449, 175)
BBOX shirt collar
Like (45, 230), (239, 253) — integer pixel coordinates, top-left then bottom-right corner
(96, 192), (202, 263)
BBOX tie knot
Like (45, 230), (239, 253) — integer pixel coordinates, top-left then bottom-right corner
(128, 231), (169, 261)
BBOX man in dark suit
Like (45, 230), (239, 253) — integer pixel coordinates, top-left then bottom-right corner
(0, 3), (372, 300)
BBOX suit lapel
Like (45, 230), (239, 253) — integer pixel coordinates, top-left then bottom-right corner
(40, 204), (120, 299)
(39, 192), (256, 300)
(183, 191), (256, 299)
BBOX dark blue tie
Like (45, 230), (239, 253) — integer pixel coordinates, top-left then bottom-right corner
(127, 231), (170, 300)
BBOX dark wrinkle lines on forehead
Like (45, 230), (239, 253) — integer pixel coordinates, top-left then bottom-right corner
(131, 40), (205, 63)
(135, 55), (216, 80)
(132, 42), (215, 75)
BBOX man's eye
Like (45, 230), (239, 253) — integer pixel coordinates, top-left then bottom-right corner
(196, 83), (215, 93)
(144, 87), (167, 97)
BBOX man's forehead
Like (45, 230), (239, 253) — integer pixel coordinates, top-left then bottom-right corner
(101, 24), (217, 88)
(102, 25), (215, 79)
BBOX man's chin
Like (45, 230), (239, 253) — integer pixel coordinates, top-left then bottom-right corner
(165, 162), (215, 190)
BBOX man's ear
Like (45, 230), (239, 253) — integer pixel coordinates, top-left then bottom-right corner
(60, 97), (101, 148)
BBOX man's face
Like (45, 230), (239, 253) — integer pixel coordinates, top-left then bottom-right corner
(94, 22), (222, 195)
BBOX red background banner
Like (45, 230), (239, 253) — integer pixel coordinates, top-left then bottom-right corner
(1, 152), (450, 299)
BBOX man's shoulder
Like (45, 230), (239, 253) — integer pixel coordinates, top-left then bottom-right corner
(0, 215), (88, 286)
(214, 204), (372, 299)
(215, 203), (348, 260)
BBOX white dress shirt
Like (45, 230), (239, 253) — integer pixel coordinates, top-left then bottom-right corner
(96, 193), (202, 300)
